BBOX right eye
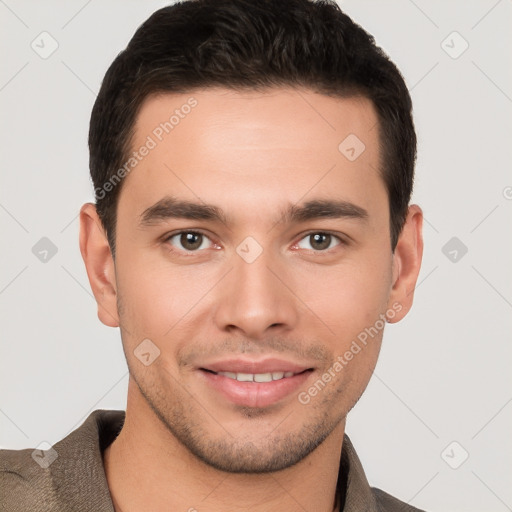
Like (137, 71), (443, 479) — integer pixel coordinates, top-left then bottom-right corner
(165, 231), (216, 253)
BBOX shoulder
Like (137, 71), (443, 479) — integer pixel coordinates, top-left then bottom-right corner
(0, 446), (55, 511)
(372, 487), (427, 512)
(0, 409), (125, 512)
(340, 434), (427, 512)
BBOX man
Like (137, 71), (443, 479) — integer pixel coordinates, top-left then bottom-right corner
(0, 0), (425, 510)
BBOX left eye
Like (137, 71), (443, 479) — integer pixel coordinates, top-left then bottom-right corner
(166, 231), (214, 252)
(296, 232), (342, 251)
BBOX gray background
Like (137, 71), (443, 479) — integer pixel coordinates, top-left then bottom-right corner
(1, 1), (511, 511)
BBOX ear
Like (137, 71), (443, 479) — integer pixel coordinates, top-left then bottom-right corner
(79, 203), (119, 328)
(386, 204), (424, 323)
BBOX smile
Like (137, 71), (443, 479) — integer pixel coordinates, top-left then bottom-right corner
(199, 367), (314, 408)
(215, 371), (297, 382)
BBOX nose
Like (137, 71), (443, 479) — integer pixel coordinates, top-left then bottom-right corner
(212, 245), (299, 340)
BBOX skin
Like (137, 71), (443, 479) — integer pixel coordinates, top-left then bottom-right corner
(80, 87), (423, 512)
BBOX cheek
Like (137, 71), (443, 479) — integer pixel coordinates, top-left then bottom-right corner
(115, 248), (219, 346)
(294, 259), (391, 397)
(115, 250), (179, 339)
(299, 258), (392, 338)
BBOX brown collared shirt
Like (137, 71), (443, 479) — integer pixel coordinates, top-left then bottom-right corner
(0, 409), (425, 511)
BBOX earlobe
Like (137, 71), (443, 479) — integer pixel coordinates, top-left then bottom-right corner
(79, 203), (120, 328)
(386, 204), (424, 323)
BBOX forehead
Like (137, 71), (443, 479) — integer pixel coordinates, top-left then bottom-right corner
(119, 87), (384, 224)
(134, 87), (378, 156)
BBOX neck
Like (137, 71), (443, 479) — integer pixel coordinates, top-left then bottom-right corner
(103, 380), (345, 512)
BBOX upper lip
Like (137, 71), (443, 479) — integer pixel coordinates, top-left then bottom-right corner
(199, 357), (313, 375)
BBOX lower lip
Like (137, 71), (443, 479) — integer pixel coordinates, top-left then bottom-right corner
(199, 370), (313, 408)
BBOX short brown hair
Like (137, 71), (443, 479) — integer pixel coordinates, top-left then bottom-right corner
(89, 0), (416, 256)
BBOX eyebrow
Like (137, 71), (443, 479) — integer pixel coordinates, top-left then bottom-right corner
(138, 196), (368, 227)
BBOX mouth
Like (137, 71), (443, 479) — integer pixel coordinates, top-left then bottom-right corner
(197, 361), (314, 408)
(200, 368), (311, 382)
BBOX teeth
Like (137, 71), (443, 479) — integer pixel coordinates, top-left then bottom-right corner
(236, 373), (254, 382)
(254, 373), (272, 383)
(217, 371), (296, 382)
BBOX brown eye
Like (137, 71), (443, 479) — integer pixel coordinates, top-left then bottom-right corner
(296, 232), (341, 251)
(167, 231), (212, 252)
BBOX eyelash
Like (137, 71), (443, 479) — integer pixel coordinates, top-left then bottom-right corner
(163, 229), (347, 255)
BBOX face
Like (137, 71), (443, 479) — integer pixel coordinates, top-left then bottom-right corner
(81, 87), (422, 473)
